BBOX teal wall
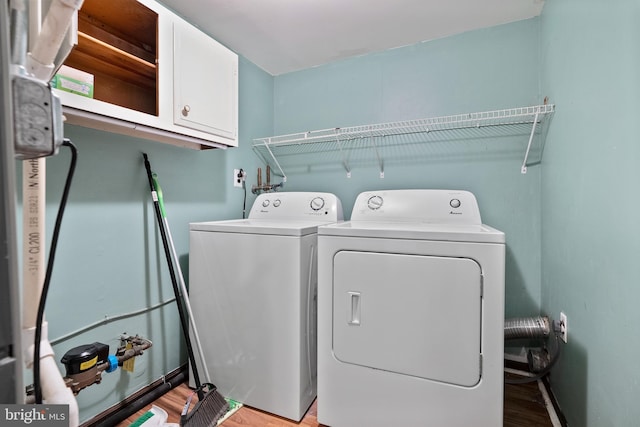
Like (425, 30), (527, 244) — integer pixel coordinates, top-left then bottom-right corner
(273, 18), (543, 319)
(20, 57), (271, 422)
(21, 3), (639, 424)
(540, 0), (640, 425)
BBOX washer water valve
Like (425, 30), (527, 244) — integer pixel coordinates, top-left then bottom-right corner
(59, 334), (152, 395)
(252, 165), (283, 194)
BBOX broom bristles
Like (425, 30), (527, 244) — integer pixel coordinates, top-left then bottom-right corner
(180, 385), (230, 427)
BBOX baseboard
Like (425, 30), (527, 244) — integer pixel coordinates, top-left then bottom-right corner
(541, 376), (568, 427)
(83, 360), (567, 426)
(81, 365), (187, 427)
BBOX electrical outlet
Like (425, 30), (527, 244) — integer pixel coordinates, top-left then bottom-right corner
(233, 168), (245, 188)
(559, 312), (568, 343)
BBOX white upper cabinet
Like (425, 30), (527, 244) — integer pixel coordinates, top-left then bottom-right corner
(55, 0), (239, 149)
(173, 19), (238, 141)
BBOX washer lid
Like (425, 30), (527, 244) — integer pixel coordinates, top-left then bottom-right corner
(319, 221), (505, 243)
(190, 218), (338, 236)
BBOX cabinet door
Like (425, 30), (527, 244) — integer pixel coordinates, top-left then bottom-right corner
(173, 20), (238, 142)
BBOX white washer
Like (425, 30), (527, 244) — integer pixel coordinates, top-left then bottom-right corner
(318, 189), (505, 427)
(189, 192), (343, 421)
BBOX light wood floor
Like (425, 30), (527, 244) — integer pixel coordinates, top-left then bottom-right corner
(117, 377), (555, 427)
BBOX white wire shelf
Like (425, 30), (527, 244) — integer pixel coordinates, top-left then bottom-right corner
(253, 104), (555, 180)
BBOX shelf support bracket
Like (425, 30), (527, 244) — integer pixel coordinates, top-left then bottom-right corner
(369, 134), (384, 178)
(264, 139), (287, 183)
(336, 134), (351, 178)
(521, 111), (540, 174)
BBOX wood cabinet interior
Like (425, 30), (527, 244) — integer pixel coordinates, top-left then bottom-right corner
(64, 0), (158, 115)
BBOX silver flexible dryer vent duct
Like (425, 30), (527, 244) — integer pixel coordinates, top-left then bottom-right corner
(504, 316), (550, 340)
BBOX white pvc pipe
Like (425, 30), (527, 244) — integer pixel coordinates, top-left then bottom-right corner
(22, 158), (45, 329)
(20, 2), (83, 423)
(22, 322), (79, 425)
(27, 0), (84, 81)
(21, 160), (79, 427)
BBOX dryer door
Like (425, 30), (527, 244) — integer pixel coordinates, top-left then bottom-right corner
(333, 251), (482, 387)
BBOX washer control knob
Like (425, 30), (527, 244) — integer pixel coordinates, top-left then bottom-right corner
(310, 197), (325, 211)
(273, 199), (281, 207)
(367, 195), (384, 210)
(450, 198), (461, 209)
(262, 199), (270, 207)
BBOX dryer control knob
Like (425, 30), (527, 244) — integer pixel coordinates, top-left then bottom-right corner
(273, 199), (281, 207)
(367, 195), (384, 210)
(310, 197), (325, 211)
(450, 198), (461, 208)
(262, 199), (270, 207)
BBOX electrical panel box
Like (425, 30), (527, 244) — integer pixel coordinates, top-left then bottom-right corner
(12, 74), (63, 159)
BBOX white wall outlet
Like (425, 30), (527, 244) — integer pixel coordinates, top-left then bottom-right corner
(559, 312), (568, 343)
(233, 168), (245, 188)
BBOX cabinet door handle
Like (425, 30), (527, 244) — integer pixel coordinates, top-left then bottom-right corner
(181, 105), (191, 117)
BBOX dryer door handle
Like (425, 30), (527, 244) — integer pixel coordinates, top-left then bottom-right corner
(348, 292), (361, 326)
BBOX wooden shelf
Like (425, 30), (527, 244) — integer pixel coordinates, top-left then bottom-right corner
(77, 8), (155, 64)
(78, 0), (157, 50)
(56, 0), (238, 149)
(74, 32), (156, 83)
(62, 0), (158, 115)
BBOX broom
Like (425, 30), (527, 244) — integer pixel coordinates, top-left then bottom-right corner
(142, 153), (229, 426)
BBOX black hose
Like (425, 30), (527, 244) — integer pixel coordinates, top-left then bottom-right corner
(142, 153), (203, 399)
(33, 139), (77, 404)
(242, 176), (247, 219)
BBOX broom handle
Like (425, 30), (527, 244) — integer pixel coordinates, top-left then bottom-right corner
(152, 173), (212, 383)
(142, 153), (203, 397)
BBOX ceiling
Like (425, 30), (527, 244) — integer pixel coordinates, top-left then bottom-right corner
(159, 0), (545, 76)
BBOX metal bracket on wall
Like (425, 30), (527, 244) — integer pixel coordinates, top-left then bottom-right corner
(521, 111), (540, 174)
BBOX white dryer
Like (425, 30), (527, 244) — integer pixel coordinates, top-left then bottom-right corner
(317, 189), (505, 427)
(189, 192), (343, 421)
